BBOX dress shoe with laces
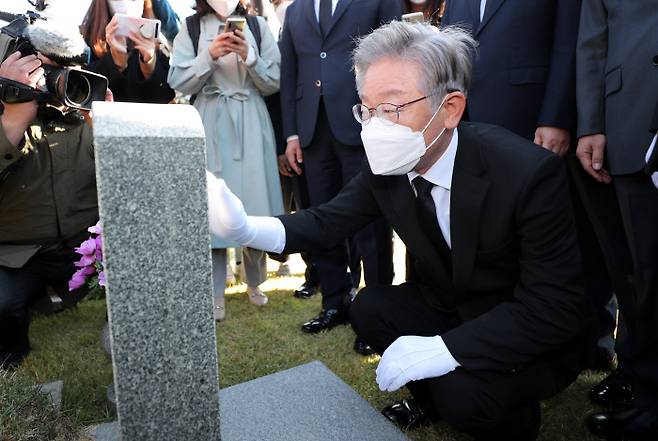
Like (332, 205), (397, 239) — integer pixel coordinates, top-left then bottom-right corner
(589, 368), (635, 409)
(301, 309), (347, 333)
(353, 337), (376, 356)
(587, 407), (658, 440)
(294, 281), (319, 299)
(381, 398), (432, 429)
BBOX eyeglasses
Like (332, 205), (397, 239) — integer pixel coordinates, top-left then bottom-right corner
(352, 91), (440, 126)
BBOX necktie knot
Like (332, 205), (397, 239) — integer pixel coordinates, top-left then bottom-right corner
(413, 176), (435, 198)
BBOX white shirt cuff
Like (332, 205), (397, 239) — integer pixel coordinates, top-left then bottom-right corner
(286, 135), (299, 143)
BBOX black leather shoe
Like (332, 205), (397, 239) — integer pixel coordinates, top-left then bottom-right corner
(0, 350), (28, 370)
(587, 407), (658, 440)
(381, 398), (431, 429)
(589, 368), (635, 409)
(294, 281), (319, 299)
(301, 309), (347, 333)
(354, 338), (376, 356)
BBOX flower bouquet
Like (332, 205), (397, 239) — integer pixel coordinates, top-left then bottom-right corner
(68, 221), (106, 299)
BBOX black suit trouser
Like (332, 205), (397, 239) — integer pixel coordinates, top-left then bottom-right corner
(302, 102), (393, 309)
(611, 173), (658, 414)
(350, 283), (578, 439)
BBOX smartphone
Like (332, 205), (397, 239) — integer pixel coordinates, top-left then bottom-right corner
(115, 13), (161, 39)
(223, 17), (247, 34)
(402, 12), (425, 23)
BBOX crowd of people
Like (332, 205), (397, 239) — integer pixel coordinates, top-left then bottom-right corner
(0, 0), (657, 439)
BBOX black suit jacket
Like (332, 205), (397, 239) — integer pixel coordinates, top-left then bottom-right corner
(442, 0), (581, 141)
(279, 122), (593, 373)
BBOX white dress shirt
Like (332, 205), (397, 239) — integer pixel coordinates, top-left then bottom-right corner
(407, 128), (459, 248)
(314, 0), (339, 21)
(480, 0), (487, 21)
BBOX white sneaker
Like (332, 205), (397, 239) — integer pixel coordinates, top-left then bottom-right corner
(276, 263), (291, 277)
(213, 297), (226, 321)
(247, 286), (268, 306)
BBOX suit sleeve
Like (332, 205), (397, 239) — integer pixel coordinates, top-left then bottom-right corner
(536, 0), (581, 130)
(278, 166), (383, 254)
(278, 9), (298, 140)
(441, 154), (590, 373)
(576, 0), (608, 138)
(378, 0), (404, 24)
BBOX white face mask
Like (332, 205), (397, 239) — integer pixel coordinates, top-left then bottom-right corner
(207, 0), (240, 17)
(361, 96), (447, 176)
(108, 0), (144, 17)
(409, 0), (427, 5)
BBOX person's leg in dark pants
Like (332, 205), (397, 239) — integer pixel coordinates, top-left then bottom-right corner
(290, 174), (320, 298)
(351, 284), (572, 440)
(614, 173), (658, 417)
(300, 103), (353, 330)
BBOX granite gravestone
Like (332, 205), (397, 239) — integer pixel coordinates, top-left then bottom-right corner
(92, 102), (220, 441)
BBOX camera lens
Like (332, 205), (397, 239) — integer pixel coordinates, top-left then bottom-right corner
(65, 72), (92, 107)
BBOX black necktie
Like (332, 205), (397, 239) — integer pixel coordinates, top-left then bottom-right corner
(413, 176), (452, 272)
(319, 0), (332, 38)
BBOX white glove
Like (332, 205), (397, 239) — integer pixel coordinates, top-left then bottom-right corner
(375, 335), (459, 392)
(206, 171), (286, 253)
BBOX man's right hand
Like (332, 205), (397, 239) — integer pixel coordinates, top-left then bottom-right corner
(576, 134), (612, 184)
(0, 52), (43, 146)
(285, 138), (303, 175)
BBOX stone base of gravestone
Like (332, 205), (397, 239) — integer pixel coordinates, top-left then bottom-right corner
(36, 380), (63, 411)
(87, 361), (410, 441)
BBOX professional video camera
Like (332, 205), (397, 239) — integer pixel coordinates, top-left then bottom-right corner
(0, 8), (108, 111)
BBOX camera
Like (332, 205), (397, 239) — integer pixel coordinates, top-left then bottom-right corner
(0, 10), (107, 111)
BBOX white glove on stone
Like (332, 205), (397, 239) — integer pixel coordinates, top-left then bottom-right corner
(376, 335), (459, 392)
(206, 171), (286, 253)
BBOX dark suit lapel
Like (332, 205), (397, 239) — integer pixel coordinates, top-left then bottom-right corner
(324, 0), (353, 39)
(386, 175), (456, 306)
(305, 0), (322, 38)
(450, 125), (490, 290)
(475, 0), (505, 36)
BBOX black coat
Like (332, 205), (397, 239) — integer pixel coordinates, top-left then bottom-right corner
(279, 122), (594, 373)
(89, 49), (175, 104)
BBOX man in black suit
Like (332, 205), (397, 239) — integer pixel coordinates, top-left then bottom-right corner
(278, 0), (401, 342)
(208, 21), (594, 439)
(576, 1), (658, 438)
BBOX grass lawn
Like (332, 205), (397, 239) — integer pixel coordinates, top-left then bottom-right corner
(14, 272), (606, 441)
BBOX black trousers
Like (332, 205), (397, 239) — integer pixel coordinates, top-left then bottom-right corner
(0, 247), (87, 355)
(302, 101), (393, 309)
(611, 173), (658, 414)
(350, 284), (578, 439)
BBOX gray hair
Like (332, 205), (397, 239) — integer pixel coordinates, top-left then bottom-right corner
(353, 21), (477, 109)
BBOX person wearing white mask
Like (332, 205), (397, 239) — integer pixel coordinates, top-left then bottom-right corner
(80, 0), (175, 103)
(168, 0), (283, 320)
(206, 21), (595, 440)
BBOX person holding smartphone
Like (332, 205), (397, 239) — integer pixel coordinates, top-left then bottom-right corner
(80, 0), (175, 103)
(168, 0), (283, 319)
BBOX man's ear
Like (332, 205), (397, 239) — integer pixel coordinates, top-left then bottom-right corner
(443, 92), (466, 130)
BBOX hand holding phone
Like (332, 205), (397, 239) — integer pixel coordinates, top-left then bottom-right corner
(115, 13), (161, 39)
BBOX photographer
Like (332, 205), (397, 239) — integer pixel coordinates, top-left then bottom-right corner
(0, 47), (109, 369)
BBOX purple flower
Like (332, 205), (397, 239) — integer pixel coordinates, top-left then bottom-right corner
(88, 221), (103, 235)
(94, 236), (104, 260)
(98, 271), (107, 287)
(68, 266), (95, 291)
(74, 254), (96, 268)
(75, 238), (96, 256)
